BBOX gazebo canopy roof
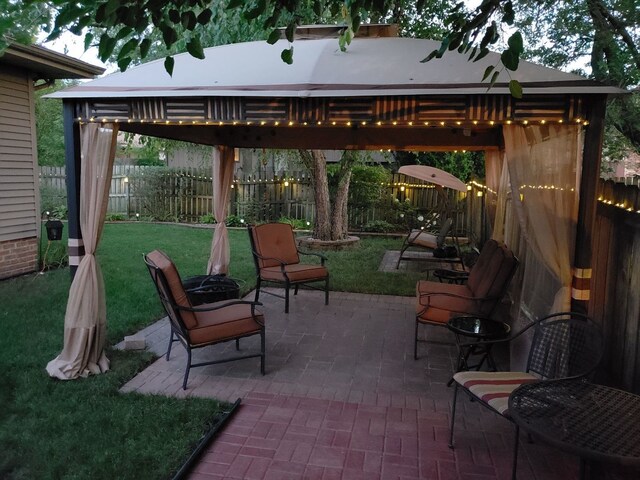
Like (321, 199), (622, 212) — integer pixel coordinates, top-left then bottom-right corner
(54, 36), (621, 99)
(50, 26), (624, 152)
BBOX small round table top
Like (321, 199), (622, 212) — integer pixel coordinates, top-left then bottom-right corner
(509, 380), (640, 467)
(447, 315), (511, 340)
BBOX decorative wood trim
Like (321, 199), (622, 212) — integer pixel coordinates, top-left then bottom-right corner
(73, 93), (588, 124)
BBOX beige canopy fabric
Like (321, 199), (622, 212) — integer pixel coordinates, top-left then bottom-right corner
(46, 123), (118, 379)
(206, 146), (235, 275)
(398, 165), (467, 192)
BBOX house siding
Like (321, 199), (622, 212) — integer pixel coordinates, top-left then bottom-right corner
(0, 66), (39, 277)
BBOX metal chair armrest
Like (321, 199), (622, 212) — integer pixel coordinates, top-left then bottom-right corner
(298, 249), (327, 265)
(251, 250), (289, 267)
(175, 299), (263, 313)
(418, 291), (500, 304)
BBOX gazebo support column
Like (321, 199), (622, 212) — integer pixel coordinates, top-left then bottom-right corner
(572, 95), (607, 313)
(63, 101), (83, 278)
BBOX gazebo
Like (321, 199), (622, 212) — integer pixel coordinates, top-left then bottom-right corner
(47, 25), (624, 379)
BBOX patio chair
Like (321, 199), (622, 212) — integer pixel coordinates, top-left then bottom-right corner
(396, 217), (461, 269)
(144, 250), (265, 389)
(449, 311), (604, 480)
(248, 223), (329, 313)
(414, 239), (518, 359)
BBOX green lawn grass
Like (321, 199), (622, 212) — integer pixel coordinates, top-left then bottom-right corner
(0, 223), (419, 479)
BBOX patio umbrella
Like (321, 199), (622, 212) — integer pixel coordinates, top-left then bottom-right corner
(398, 165), (466, 192)
(398, 165), (466, 221)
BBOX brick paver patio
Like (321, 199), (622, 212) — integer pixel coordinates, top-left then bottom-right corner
(120, 288), (634, 479)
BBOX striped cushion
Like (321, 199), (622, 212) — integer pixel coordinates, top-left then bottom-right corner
(453, 371), (539, 416)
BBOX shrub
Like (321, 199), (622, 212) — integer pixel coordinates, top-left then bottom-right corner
(40, 185), (67, 217)
(105, 213), (126, 221)
(50, 205), (68, 220)
(277, 216), (309, 229)
(199, 213), (217, 224)
(361, 220), (397, 233)
(225, 215), (245, 227)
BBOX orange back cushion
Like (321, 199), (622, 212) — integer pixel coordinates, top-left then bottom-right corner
(467, 239), (517, 304)
(251, 223), (300, 268)
(146, 250), (198, 329)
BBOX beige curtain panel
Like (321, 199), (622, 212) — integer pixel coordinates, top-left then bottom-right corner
(46, 123), (119, 380)
(484, 150), (503, 233)
(207, 146), (235, 275)
(503, 124), (583, 314)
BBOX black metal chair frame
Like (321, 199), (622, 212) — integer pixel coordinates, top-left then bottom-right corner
(396, 217), (465, 270)
(144, 254), (265, 390)
(448, 311), (604, 480)
(248, 224), (329, 313)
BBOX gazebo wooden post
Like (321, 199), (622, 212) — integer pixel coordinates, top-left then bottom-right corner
(62, 101), (83, 278)
(572, 95), (607, 314)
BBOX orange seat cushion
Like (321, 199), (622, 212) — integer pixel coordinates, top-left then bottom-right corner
(260, 264), (328, 283)
(190, 301), (264, 345)
(415, 280), (479, 324)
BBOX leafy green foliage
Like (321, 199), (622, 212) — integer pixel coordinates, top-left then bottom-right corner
(225, 214), (245, 227)
(513, 0), (640, 158)
(277, 216), (309, 229)
(198, 213), (217, 224)
(35, 82), (79, 167)
(361, 219), (396, 232)
(0, 1), (49, 51)
(347, 164), (391, 207)
(40, 185), (67, 216)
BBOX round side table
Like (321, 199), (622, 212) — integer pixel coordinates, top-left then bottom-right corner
(446, 315), (510, 385)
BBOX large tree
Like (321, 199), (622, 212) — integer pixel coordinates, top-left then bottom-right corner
(512, 0), (640, 155)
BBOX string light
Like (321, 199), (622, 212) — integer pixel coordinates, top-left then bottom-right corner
(72, 117), (586, 128)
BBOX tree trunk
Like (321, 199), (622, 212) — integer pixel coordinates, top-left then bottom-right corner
(330, 151), (358, 240)
(298, 149), (331, 240)
(299, 149), (360, 241)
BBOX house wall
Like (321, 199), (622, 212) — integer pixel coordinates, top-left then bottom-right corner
(0, 66), (40, 278)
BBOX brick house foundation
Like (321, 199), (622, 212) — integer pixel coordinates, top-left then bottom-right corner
(0, 237), (38, 279)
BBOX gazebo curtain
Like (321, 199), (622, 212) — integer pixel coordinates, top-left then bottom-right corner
(490, 125), (582, 369)
(503, 124), (583, 315)
(47, 123), (118, 380)
(207, 146), (235, 275)
(484, 150), (503, 233)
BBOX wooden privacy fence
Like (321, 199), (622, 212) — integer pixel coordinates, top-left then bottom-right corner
(39, 166), (470, 229)
(590, 180), (640, 393)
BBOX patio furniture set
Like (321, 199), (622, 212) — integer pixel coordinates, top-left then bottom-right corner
(144, 223), (639, 479)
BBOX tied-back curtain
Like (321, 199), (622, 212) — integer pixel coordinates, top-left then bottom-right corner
(46, 122), (119, 380)
(485, 150), (504, 233)
(207, 146), (235, 275)
(503, 124), (583, 314)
